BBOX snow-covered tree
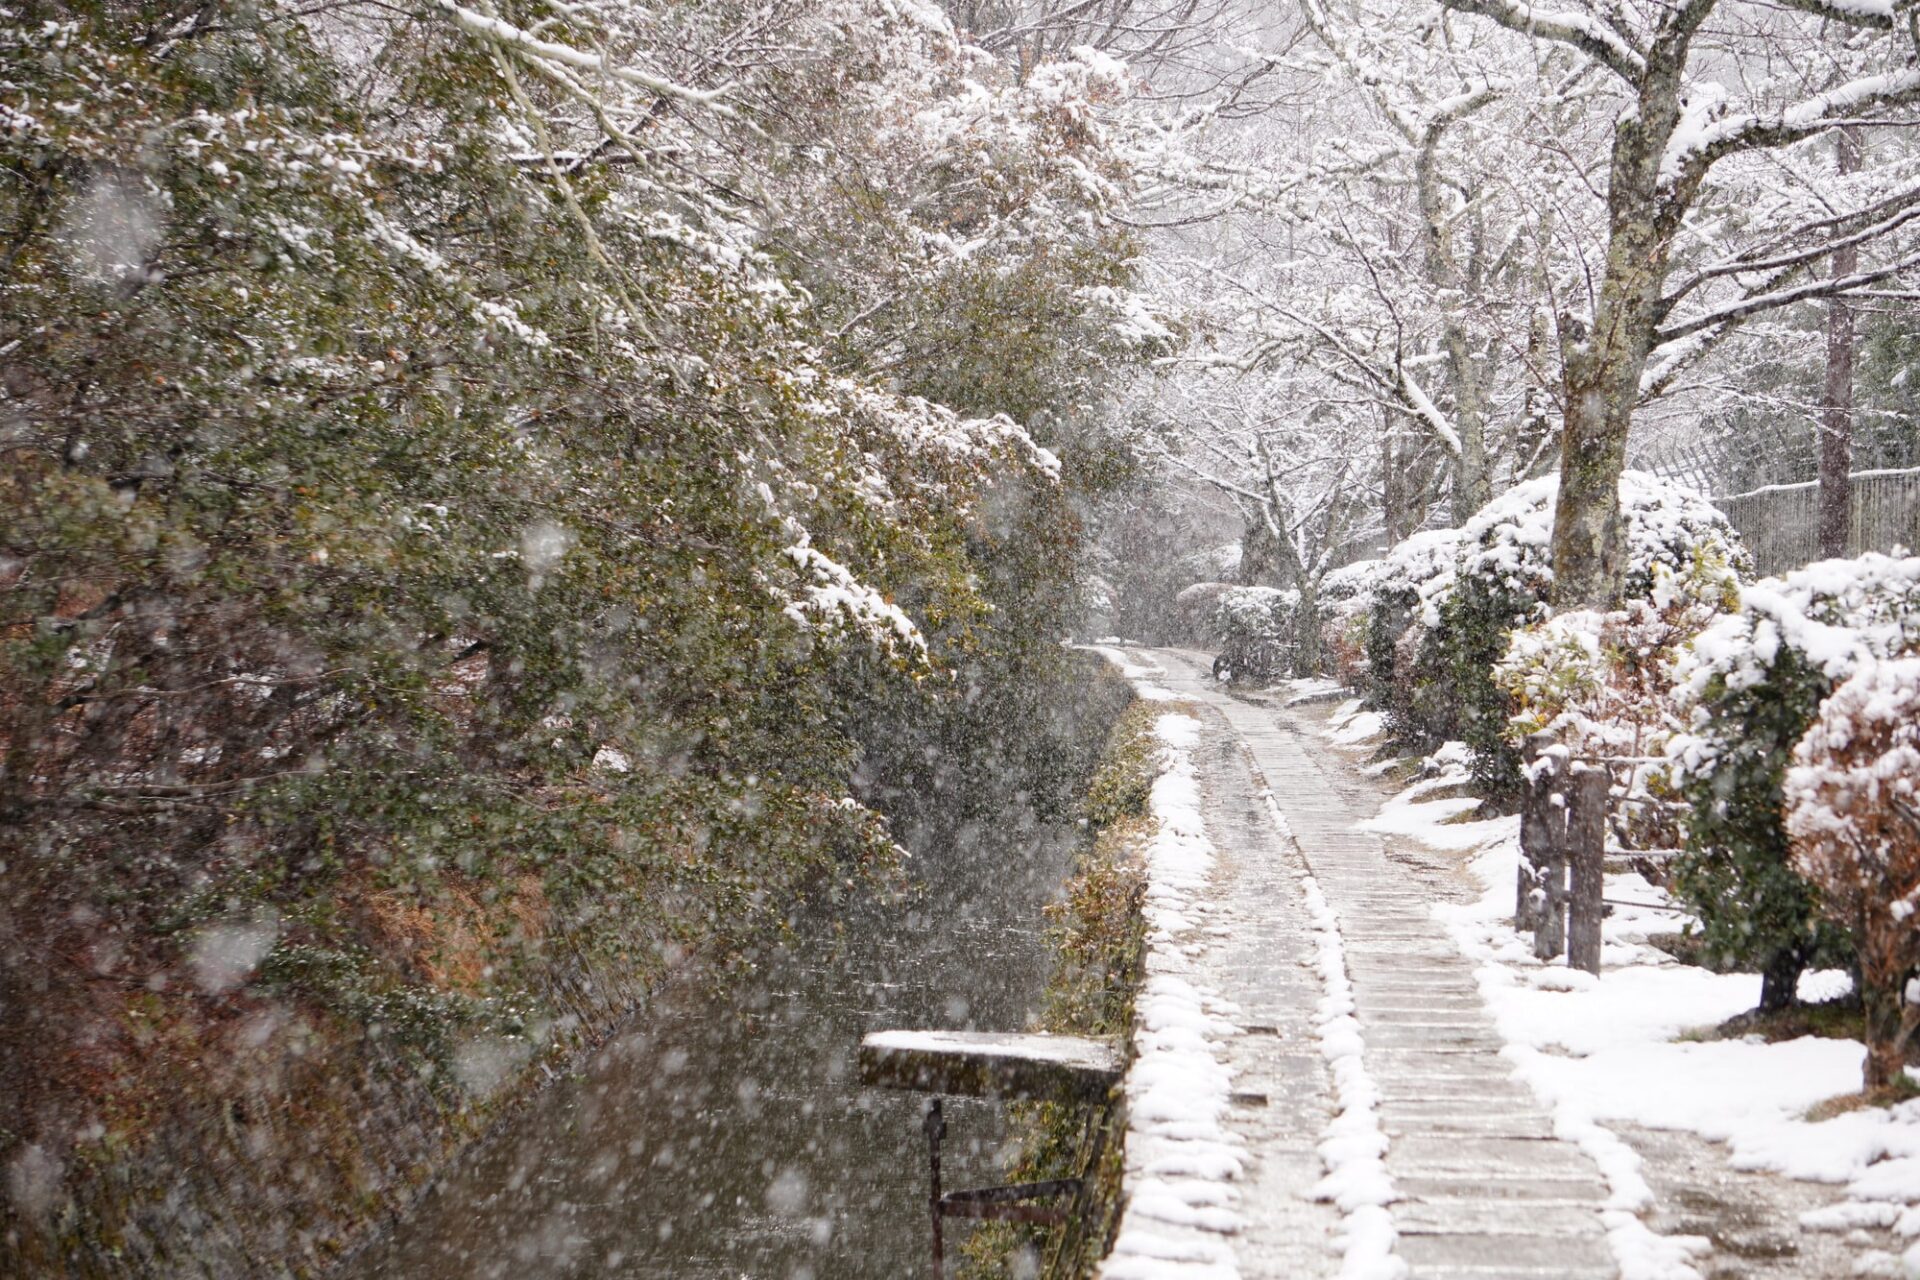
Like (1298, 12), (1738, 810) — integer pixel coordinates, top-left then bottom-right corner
(1431, 0), (1920, 606)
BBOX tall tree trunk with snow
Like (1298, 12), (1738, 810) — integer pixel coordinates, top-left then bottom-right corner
(1551, 207), (1668, 606)
(1432, 0), (1920, 606)
(1549, 35), (1701, 609)
(1819, 127), (1863, 560)
(1383, 415), (1411, 544)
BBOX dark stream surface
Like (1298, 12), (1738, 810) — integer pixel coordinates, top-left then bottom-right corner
(346, 799), (1085, 1280)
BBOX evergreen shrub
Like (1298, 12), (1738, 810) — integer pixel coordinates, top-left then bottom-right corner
(1669, 554), (1920, 1007)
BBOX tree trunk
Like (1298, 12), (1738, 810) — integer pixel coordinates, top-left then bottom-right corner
(1551, 341), (1642, 608)
(1447, 332), (1492, 523)
(1383, 415), (1413, 544)
(1295, 576), (1322, 677)
(1758, 944), (1806, 1013)
(1548, 79), (1691, 609)
(1417, 131), (1493, 525)
(1863, 974), (1904, 1090)
(1818, 126), (1863, 561)
(1238, 514), (1283, 586)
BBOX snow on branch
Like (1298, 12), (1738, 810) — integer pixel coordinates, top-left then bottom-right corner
(1654, 244), (1920, 344)
(431, 0), (727, 107)
(1434, 0), (1647, 82)
(1663, 69), (1920, 189)
(1775, 0), (1898, 29)
(780, 539), (928, 659)
(1659, 183), (1920, 314)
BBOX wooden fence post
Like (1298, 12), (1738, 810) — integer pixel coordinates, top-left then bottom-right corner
(1566, 763), (1608, 975)
(1519, 733), (1567, 958)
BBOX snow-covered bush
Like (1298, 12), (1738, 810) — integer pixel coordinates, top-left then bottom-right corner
(1497, 553), (1740, 758)
(1669, 554), (1920, 1008)
(1362, 527), (1464, 729)
(1213, 585), (1301, 678)
(1785, 658), (1920, 1089)
(1317, 558), (1384, 688)
(1172, 580), (1239, 644)
(1495, 554), (1741, 852)
(1368, 473), (1746, 795)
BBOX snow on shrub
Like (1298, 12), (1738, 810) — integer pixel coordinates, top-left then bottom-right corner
(1172, 580), (1237, 644)
(1362, 527), (1464, 732)
(1785, 657), (1920, 1089)
(1489, 552), (1751, 756)
(1668, 553), (1920, 1009)
(1213, 585), (1300, 678)
(1368, 473), (1746, 796)
(1317, 558), (1384, 687)
(1495, 553), (1740, 839)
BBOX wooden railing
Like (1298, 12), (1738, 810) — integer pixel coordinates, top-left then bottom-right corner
(1516, 737), (1694, 974)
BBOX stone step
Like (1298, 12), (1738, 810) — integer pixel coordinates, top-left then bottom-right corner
(1382, 1111), (1557, 1140)
(1395, 1173), (1611, 1204)
(1396, 1199), (1610, 1237)
(1389, 1134), (1599, 1178)
(1395, 1230), (1616, 1277)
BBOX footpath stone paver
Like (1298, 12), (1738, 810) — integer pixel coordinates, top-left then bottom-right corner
(1187, 716), (1340, 1277)
(1135, 648), (1620, 1280)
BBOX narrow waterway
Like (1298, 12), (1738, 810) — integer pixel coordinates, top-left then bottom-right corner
(345, 771), (1095, 1279)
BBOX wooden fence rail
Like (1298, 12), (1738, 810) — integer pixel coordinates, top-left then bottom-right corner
(1716, 466), (1920, 576)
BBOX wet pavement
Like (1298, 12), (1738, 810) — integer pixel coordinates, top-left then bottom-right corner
(1133, 648), (1618, 1279)
(1121, 646), (1895, 1280)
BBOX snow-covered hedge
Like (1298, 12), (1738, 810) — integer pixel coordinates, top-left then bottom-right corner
(1785, 657), (1920, 1088)
(1494, 555), (1741, 853)
(1213, 585), (1301, 678)
(1172, 580), (1238, 644)
(1497, 553), (1740, 758)
(1367, 473), (1747, 795)
(1667, 553), (1920, 1007)
(1362, 528), (1466, 740)
(1316, 557), (1384, 687)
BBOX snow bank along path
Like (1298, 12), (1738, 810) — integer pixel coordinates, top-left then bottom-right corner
(1114, 649), (1623, 1279)
(1097, 650), (1346, 1278)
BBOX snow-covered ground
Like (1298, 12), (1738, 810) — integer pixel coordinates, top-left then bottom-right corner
(1324, 700), (1920, 1279)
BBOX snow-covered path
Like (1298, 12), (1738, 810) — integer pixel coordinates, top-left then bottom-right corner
(1119, 648), (1620, 1279)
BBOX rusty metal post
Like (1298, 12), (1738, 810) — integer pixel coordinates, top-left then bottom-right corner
(925, 1098), (946, 1278)
(1566, 764), (1608, 975)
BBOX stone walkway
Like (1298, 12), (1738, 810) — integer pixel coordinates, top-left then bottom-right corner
(1131, 648), (1620, 1280)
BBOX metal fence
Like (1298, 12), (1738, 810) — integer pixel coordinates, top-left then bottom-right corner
(1714, 466), (1920, 576)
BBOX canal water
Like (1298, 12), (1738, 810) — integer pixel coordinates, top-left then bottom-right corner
(345, 794), (1088, 1278)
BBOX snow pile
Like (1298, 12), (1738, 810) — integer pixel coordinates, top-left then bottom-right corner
(1325, 698), (1388, 748)
(1086, 645), (1178, 701)
(1101, 710), (1245, 1280)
